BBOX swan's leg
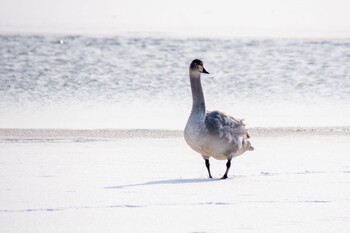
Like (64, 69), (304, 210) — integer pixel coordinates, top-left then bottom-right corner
(221, 159), (232, 179)
(204, 158), (213, 179)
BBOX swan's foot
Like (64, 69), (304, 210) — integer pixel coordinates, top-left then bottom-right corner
(205, 159), (213, 179)
(221, 159), (231, 180)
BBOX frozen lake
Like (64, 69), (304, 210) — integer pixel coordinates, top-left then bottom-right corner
(1, 129), (349, 232)
(0, 33), (349, 232)
(1, 1), (349, 231)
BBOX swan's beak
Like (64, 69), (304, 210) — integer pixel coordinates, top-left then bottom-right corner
(202, 67), (209, 74)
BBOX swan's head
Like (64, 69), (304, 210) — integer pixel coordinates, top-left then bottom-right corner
(190, 59), (209, 74)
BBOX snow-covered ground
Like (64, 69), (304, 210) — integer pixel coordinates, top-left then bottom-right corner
(1, 130), (350, 232)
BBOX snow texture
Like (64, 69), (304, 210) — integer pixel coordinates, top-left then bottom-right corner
(1, 131), (349, 233)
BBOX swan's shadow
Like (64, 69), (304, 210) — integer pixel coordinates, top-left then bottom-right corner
(105, 178), (219, 189)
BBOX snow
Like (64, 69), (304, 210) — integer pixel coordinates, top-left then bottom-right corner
(0, 132), (350, 232)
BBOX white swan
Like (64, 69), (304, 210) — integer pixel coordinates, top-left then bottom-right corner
(184, 59), (254, 179)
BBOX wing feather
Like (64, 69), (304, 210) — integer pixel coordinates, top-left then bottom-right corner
(205, 110), (248, 142)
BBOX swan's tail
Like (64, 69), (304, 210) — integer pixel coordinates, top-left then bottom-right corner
(243, 126), (254, 151)
(244, 139), (254, 151)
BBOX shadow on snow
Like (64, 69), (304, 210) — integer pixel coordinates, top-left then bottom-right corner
(105, 178), (220, 189)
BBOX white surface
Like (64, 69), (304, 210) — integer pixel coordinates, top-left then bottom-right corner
(0, 0), (350, 37)
(1, 134), (349, 232)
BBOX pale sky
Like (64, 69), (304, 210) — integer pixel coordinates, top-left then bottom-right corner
(0, 0), (349, 37)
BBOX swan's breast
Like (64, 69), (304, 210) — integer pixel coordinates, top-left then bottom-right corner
(184, 121), (205, 151)
(184, 120), (229, 159)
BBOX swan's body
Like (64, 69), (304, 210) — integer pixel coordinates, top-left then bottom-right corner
(185, 110), (252, 160)
(184, 59), (253, 179)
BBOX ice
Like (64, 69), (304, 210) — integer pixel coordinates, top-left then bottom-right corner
(1, 130), (349, 232)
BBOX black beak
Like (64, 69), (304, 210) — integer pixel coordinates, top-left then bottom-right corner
(202, 67), (209, 74)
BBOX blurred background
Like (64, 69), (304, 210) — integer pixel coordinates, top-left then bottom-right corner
(0, 0), (349, 129)
(1, 0), (350, 38)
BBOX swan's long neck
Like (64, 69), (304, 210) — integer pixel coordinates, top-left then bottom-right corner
(189, 71), (206, 116)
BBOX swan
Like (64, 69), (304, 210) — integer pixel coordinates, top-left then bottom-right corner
(184, 59), (254, 179)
